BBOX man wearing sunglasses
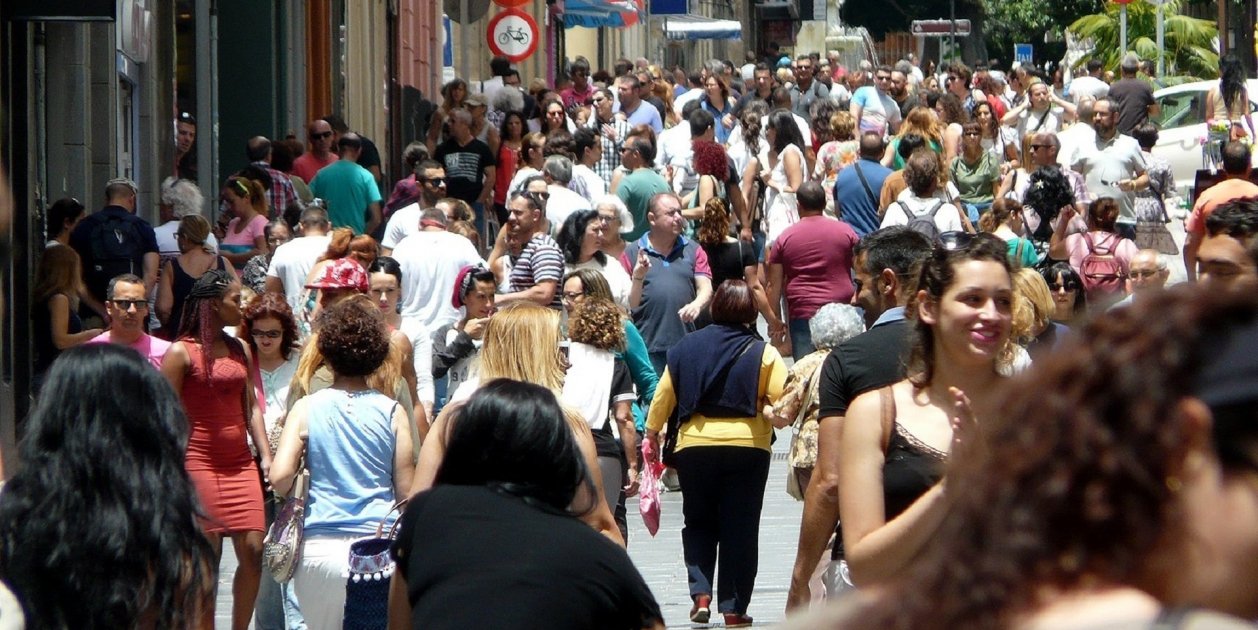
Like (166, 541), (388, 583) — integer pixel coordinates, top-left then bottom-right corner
(849, 64), (901, 137)
(382, 160), (447, 254)
(292, 119), (339, 184)
(85, 274), (170, 370)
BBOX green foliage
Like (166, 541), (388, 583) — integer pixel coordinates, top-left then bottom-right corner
(1068, 0), (1219, 79)
(979, 0), (1102, 61)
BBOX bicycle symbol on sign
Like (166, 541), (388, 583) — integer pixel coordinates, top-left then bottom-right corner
(498, 26), (530, 46)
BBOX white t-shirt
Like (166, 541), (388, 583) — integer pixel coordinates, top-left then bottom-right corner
(399, 317), (434, 406)
(546, 184), (593, 232)
(508, 167), (542, 198)
(265, 234), (332, 310)
(880, 193), (965, 232)
(658, 123), (696, 196)
(393, 230), (485, 329)
(155, 220), (219, 257)
(1068, 75), (1109, 105)
(572, 164), (607, 202)
(382, 202), (424, 250)
(568, 257), (632, 311)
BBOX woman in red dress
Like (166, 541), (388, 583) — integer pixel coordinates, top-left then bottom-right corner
(161, 269), (271, 630)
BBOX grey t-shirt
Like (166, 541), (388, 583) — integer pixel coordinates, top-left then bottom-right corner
(1073, 133), (1147, 223)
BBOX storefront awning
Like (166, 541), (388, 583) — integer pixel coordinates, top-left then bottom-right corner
(563, 0), (641, 29)
(663, 16), (743, 40)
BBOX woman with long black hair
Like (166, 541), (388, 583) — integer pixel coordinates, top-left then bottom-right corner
(389, 379), (663, 630)
(1207, 54), (1254, 140)
(0, 344), (216, 628)
(763, 110), (808, 249)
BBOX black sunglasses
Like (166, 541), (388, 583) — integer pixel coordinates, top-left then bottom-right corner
(421, 177), (447, 186)
(109, 299), (149, 310)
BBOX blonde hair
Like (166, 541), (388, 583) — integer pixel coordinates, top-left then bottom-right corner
(177, 214), (212, 249)
(475, 302), (566, 392)
(33, 244), (83, 307)
(1011, 267), (1054, 343)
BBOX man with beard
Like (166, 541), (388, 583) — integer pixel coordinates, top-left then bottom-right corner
(1072, 97), (1148, 239)
(889, 69), (918, 120)
(498, 192), (563, 310)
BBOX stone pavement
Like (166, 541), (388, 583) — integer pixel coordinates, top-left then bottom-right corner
(216, 427), (804, 629)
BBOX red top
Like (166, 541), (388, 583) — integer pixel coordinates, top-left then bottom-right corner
(768, 216), (860, 320)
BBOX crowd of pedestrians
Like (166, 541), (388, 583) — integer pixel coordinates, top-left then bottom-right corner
(5, 45), (1258, 630)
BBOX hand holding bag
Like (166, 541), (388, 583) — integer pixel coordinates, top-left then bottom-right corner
(262, 458), (310, 583)
(341, 501), (408, 630)
(639, 439), (664, 536)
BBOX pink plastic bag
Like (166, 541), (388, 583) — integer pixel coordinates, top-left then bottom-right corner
(638, 439), (665, 536)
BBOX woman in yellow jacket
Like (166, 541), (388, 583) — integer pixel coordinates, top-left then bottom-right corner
(643, 279), (788, 628)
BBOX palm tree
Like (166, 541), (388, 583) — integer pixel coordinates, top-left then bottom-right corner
(1068, 0), (1218, 80)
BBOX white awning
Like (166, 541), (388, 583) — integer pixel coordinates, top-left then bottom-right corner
(663, 16), (742, 41)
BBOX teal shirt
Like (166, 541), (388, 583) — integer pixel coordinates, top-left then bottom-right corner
(309, 160), (382, 235)
(617, 320), (658, 431)
(1006, 236), (1039, 268)
(616, 168), (671, 243)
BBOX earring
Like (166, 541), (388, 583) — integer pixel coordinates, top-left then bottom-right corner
(1165, 476), (1183, 493)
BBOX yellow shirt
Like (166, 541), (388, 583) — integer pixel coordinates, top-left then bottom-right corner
(646, 345), (788, 453)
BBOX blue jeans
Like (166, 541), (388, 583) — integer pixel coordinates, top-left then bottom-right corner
(963, 201), (992, 225)
(788, 318), (814, 361)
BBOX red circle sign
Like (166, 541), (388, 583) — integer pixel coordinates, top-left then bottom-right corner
(486, 9), (539, 63)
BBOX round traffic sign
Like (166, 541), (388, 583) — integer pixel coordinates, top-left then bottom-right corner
(486, 9), (539, 63)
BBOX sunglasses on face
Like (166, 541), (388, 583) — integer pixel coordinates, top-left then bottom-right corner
(1030, 144), (1053, 150)
(1049, 281), (1080, 291)
(109, 299), (148, 311)
(422, 177), (447, 186)
(250, 329), (283, 339)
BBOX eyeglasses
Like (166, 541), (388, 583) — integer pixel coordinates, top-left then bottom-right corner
(250, 329), (284, 339)
(421, 177), (447, 187)
(1129, 269), (1162, 279)
(311, 131), (333, 140)
(598, 213), (618, 223)
(267, 236), (290, 246)
(109, 299), (148, 311)
(875, 75), (891, 81)
(1030, 144), (1053, 150)
(592, 97), (607, 104)
(938, 231), (975, 251)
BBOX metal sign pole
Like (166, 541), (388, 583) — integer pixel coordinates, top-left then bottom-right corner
(1120, 3), (1127, 54)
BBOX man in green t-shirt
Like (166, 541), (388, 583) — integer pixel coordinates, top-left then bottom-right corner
(310, 133), (383, 235)
(615, 135), (670, 242)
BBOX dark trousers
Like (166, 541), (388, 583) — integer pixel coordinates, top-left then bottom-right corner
(672, 446), (771, 615)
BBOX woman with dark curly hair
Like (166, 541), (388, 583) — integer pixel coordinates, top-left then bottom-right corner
(161, 269), (269, 630)
(564, 297), (640, 543)
(1040, 261), (1088, 327)
(238, 291), (301, 628)
(933, 92), (967, 164)
(694, 196), (776, 329)
(970, 100), (1016, 169)
(834, 234), (1013, 591)
(785, 288), (1258, 629)
(270, 297), (415, 629)
(558, 209), (632, 309)
(1048, 197), (1139, 308)
(0, 344), (216, 628)
(644, 280), (789, 627)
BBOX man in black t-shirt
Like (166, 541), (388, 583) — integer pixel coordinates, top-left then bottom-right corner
(434, 108), (496, 234)
(786, 226), (932, 610)
(1108, 53), (1158, 136)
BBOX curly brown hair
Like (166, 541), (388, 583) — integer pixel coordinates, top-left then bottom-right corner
(696, 197), (731, 247)
(315, 296), (390, 377)
(567, 297), (626, 352)
(240, 292), (299, 360)
(854, 287), (1258, 630)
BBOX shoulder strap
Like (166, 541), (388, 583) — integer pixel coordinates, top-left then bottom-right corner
(1014, 239), (1025, 261)
(928, 198), (944, 218)
(853, 161), (879, 207)
(896, 200), (912, 217)
(878, 386), (895, 452)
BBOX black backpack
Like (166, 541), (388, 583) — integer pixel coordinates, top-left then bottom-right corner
(898, 199), (945, 242)
(88, 215), (144, 292)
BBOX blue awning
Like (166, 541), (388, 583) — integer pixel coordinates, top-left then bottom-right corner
(663, 16), (742, 40)
(564, 0), (640, 28)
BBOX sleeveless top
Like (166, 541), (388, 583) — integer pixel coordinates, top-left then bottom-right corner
(168, 256), (226, 336)
(33, 294), (82, 376)
(1209, 85), (1249, 121)
(303, 388), (400, 537)
(834, 387), (946, 559)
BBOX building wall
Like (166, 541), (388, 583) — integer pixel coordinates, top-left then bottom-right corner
(344, 1), (389, 173)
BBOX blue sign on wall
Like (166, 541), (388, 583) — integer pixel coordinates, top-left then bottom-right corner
(1014, 43), (1033, 64)
(651, 0), (688, 15)
(443, 16), (453, 67)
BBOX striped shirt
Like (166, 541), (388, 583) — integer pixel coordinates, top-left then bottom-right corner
(510, 232), (565, 310)
(251, 161), (300, 220)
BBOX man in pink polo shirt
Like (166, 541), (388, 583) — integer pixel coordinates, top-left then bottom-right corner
(1184, 141), (1258, 280)
(87, 273), (171, 369)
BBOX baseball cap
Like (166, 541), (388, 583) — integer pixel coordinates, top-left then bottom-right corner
(305, 258), (369, 293)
